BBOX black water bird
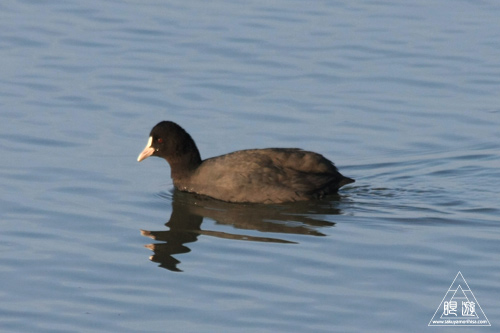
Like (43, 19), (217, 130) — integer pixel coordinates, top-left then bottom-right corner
(138, 121), (354, 203)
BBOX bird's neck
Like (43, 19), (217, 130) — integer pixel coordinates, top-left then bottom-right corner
(167, 150), (202, 180)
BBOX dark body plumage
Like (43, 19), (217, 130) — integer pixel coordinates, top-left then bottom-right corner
(138, 121), (354, 204)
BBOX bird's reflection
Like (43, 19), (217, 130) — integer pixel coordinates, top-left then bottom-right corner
(141, 190), (346, 272)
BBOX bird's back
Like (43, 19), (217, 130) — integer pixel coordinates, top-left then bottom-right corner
(175, 148), (354, 203)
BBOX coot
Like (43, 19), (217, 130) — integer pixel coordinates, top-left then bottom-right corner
(138, 121), (354, 203)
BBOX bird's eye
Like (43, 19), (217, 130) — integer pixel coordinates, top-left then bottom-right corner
(157, 138), (163, 143)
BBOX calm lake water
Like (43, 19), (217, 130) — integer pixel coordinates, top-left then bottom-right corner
(1, 0), (499, 332)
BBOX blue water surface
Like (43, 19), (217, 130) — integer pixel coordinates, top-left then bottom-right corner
(1, 1), (499, 332)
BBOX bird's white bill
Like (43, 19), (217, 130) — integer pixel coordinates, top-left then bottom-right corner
(137, 136), (154, 162)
